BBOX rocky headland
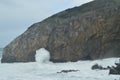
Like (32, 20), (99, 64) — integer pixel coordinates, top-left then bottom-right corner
(1, 0), (120, 63)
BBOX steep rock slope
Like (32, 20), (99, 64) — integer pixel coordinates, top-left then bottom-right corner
(1, 0), (120, 63)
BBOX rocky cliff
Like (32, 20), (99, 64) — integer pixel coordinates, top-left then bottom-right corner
(1, 0), (120, 63)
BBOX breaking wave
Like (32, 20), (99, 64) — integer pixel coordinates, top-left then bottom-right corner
(0, 48), (119, 80)
(35, 48), (50, 63)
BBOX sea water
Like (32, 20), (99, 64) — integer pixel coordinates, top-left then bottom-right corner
(0, 48), (119, 80)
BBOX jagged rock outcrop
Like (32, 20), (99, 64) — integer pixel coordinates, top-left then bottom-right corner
(109, 62), (120, 75)
(1, 0), (120, 63)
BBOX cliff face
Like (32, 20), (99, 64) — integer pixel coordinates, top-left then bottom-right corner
(2, 0), (120, 63)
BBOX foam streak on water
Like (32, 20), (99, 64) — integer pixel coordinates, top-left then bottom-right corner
(0, 48), (119, 80)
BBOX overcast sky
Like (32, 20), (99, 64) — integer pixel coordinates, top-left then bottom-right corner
(0, 0), (93, 48)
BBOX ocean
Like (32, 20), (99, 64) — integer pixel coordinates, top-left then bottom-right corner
(0, 48), (119, 80)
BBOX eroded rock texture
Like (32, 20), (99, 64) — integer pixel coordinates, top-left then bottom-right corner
(1, 0), (120, 63)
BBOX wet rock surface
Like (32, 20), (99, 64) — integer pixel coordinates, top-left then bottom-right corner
(109, 62), (120, 75)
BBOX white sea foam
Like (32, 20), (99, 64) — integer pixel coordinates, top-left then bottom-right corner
(0, 49), (119, 80)
(35, 48), (50, 63)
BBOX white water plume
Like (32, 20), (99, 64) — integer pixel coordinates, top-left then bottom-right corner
(35, 48), (50, 63)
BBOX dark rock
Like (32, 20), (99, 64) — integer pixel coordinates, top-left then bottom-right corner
(2, 0), (120, 63)
(92, 64), (102, 70)
(57, 70), (80, 73)
(109, 62), (120, 75)
(91, 64), (109, 70)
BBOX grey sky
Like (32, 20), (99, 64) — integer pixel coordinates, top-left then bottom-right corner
(0, 0), (93, 48)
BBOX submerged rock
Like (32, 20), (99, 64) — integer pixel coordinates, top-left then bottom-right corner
(2, 0), (120, 63)
(91, 64), (102, 70)
(57, 70), (80, 73)
(91, 64), (109, 70)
